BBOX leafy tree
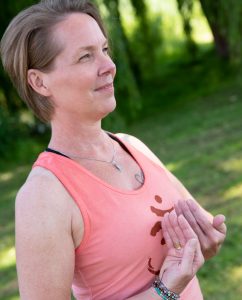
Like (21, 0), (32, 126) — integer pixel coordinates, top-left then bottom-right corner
(198, 0), (242, 64)
(176, 0), (197, 58)
(129, 0), (154, 75)
(0, 1), (36, 114)
(128, 0), (162, 81)
(101, 0), (142, 121)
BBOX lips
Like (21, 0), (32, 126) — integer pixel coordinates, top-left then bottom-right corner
(95, 82), (113, 91)
(94, 75), (113, 91)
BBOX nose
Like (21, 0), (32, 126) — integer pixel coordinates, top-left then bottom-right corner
(98, 54), (116, 78)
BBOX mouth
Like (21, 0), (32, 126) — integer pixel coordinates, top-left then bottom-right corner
(94, 74), (114, 92)
(95, 82), (113, 91)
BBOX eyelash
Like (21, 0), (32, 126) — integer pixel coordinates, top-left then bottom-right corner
(78, 47), (109, 62)
(103, 46), (109, 54)
(79, 53), (90, 61)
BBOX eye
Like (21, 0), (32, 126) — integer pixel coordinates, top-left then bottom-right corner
(78, 53), (91, 62)
(103, 46), (109, 55)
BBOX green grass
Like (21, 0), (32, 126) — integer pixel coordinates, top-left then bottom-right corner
(1, 61), (242, 300)
(128, 83), (242, 299)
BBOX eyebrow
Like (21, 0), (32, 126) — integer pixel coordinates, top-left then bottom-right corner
(74, 40), (108, 57)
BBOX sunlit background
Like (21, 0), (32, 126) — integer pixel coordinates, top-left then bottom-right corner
(1, 0), (242, 299)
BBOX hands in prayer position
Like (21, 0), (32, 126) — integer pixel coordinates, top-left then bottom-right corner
(159, 210), (204, 295)
(159, 199), (227, 296)
(175, 199), (227, 260)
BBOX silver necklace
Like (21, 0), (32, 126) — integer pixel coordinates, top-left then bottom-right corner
(47, 137), (145, 185)
(135, 171), (144, 184)
(69, 137), (122, 172)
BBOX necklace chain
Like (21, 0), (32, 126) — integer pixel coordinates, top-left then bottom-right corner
(68, 137), (122, 172)
(46, 135), (145, 184)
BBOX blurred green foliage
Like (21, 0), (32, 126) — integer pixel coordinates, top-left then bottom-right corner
(0, 110), (21, 158)
(1, 65), (242, 299)
(1, 0), (242, 154)
(0, 1), (242, 299)
(198, 0), (242, 63)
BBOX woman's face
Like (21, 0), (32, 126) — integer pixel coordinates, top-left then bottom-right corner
(45, 13), (116, 122)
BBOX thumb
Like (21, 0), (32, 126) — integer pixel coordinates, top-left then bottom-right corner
(213, 214), (227, 234)
(180, 239), (197, 272)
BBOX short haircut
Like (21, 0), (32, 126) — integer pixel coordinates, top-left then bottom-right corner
(0, 0), (106, 122)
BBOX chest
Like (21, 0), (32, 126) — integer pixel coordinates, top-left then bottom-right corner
(71, 167), (183, 300)
(73, 146), (144, 191)
(74, 165), (181, 263)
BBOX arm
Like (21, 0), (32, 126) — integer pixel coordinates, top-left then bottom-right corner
(15, 168), (81, 300)
(118, 133), (227, 260)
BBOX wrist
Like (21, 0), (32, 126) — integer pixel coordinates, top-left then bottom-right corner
(159, 275), (183, 295)
(152, 277), (180, 300)
(149, 287), (163, 300)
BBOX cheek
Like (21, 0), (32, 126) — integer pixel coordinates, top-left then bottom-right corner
(51, 70), (95, 96)
(77, 68), (97, 89)
(67, 67), (97, 92)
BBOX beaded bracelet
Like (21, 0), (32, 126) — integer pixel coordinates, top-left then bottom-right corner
(152, 277), (180, 300)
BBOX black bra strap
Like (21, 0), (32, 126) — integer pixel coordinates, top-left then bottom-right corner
(45, 147), (70, 159)
(45, 133), (133, 160)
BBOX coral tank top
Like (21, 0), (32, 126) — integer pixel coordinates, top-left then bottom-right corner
(33, 134), (203, 300)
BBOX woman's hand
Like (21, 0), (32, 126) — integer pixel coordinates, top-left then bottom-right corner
(175, 199), (227, 260)
(160, 210), (204, 295)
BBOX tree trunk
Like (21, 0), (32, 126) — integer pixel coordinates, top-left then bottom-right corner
(102, 0), (141, 120)
(199, 0), (230, 59)
(176, 0), (197, 58)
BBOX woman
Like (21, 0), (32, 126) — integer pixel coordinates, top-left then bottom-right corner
(0, 0), (226, 299)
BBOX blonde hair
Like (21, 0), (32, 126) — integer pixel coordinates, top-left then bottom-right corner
(0, 0), (106, 122)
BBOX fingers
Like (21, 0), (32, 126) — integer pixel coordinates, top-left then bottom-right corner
(174, 202), (182, 216)
(213, 214), (227, 234)
(175, 199), (227, 260)
(180, 239), (197, 271)
(180, 239), (204, 274)
(177, 214), (197, 240)
(162, 210), (197, 251)
(162, 211), (180, 249)
(185, 200), (226, 241)
(178, 199), (214, 239)
(168, 210), (186, 247)
(186, 199), (213, 233)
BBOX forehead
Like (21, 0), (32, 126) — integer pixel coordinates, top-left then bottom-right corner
(53, 13), (106, 53)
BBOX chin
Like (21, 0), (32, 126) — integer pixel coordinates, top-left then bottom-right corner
(99, 97), (117, 119)
(108, 96), (117, 112)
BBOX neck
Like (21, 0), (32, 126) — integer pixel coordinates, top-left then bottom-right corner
(48, 119), (110, 156)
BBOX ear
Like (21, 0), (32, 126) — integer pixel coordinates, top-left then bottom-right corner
(27, 69), (51, 97)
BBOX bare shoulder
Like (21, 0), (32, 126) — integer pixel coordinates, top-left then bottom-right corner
(16, 167), (73, 224)
(15, 166), (75, 253)
(16, 165), (83, 248)
(18, 165), (65, 195)
(15, 167), (81, 299)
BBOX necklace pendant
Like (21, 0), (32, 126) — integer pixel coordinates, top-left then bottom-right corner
(135, 172), (144, 184)
(112, 160), (122, 172)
